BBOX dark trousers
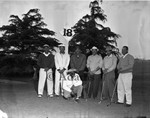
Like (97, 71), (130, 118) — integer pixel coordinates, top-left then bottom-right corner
(78, 71), (88, 98)
(78, 71), (85, 81)
(81, 72), (90, 99)
(102, 71), (117, 101)
(88, 74), (101, 99)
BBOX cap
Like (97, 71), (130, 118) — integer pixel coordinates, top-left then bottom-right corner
(59, 44), (65, 47)
(43, 44), (50, 47)
(67, 69), (77, 73)
(91, 46), (99, 51)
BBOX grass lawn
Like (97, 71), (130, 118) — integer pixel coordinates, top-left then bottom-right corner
(0, 59), (149, 118)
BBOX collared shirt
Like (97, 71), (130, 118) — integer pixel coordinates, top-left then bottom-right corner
(123, 53), (128, 58)
(63, 73), (82, 92)
(54, 52), (70, 70)
(70, 53), (86, 71)
(117, 54), (134, 73)
(43, 52), (50, 57)
(103, 54), (117, 72)
(87, 54), (103, 74)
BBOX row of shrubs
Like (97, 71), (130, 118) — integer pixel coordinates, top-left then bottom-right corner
(0, 54), (37, 77)
(0, 54), (149, 78)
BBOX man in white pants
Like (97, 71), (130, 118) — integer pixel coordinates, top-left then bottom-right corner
(63, 69), (83, 103)
(54, 44), (70, 97)
(37, 44), (55, 98)
(117, 46), (134, 107)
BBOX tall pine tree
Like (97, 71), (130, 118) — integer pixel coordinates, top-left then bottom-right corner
(69, 0), (120, 55)
(0, 8), (59, 55)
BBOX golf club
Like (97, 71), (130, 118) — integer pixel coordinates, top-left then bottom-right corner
(60, 72), (66, 96)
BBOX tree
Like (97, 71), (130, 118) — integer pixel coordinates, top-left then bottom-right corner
(69, 0), (120, 55)
(0, 8), (59, 55)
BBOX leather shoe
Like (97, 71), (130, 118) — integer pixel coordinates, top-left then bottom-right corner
(75, 98), (80, 103)
(63, 96), (70, 100)
(125, 104), (131, 107)
(116, 102), (123, 104)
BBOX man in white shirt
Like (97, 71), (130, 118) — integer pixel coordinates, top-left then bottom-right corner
(102, 46), (117, 101)
(63, 69), (83, 102)
(54, 44), (70, 97)
(87, 46), (103, 99)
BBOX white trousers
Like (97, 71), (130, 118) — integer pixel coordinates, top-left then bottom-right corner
(38, 68), (53, 95)
(117, 73), (133, 104)
(55, 70), (67, 95)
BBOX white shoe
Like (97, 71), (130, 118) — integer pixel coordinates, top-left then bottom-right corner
(48, 94), (53, 98)
(38, 94), (42, 98)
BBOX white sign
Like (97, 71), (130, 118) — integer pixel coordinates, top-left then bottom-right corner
(61, 28), (74, 42)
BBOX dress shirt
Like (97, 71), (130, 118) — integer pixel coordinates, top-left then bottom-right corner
(70, 53), (86, 71)
(117, 54), (134, 73)
(87, 54), (103, 74)
(54, 52), (70, 70)
(103, 54), (117, 72)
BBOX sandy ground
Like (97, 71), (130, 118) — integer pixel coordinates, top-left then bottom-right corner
(0, 75), (150, 118)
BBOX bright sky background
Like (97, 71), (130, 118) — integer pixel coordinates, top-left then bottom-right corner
(0, 0), (150, 59)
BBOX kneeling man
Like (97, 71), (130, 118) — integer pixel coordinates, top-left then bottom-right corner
(63, 69), (83, 102)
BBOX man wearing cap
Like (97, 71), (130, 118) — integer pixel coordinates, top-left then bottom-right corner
(37, 44), (55, 98)
(117, 46), (134, 107)
(101, 46), (117, 101)
(54, 44), (70, 97)
(63, 69), (83, 102)
(87, 46), (103, 99)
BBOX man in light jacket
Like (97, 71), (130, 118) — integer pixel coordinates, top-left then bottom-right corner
(63, 69), (83, 102)
(54, 44), (70, 97)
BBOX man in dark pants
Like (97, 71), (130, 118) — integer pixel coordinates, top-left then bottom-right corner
(70, 46), (87, 98)
(87, 46), (103, 99)
(70, 46), (86, 81)
(102, 46), (117, 101)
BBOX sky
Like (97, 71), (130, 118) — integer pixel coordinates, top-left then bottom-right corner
(0, 0), (150, 59)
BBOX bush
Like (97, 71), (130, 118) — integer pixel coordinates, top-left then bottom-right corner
(0, 54), (36, 77)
